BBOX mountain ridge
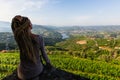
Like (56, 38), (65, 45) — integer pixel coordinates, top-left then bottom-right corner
(1, 21), (120, 32)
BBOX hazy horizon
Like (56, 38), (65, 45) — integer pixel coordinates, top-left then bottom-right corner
(0, 0), (120, 26)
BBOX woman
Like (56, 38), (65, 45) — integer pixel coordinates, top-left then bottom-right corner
(11, 15), (51, 80)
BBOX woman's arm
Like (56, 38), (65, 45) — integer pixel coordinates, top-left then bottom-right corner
(39, 35), (50, 64)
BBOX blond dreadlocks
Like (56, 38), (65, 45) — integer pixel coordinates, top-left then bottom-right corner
(11, 15), (38, 64)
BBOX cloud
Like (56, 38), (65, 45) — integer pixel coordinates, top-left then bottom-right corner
(0, 0), (49, 22)
(18, 0), (49, 12)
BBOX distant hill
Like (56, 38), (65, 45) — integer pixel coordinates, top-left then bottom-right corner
(0, 21), (62, 39)
(1, 21), (120, 33)
(0, 21), (63, 50)
(0, 21), (58, 32)
(55, 25), (120, 32)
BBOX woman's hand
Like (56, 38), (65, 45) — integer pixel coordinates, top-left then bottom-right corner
(46, 63), (52, 70)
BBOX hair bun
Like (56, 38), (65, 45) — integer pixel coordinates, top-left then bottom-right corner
(15, 15), (23, 22)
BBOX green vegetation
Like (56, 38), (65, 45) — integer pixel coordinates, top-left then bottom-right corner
(0, 26), (63, 50)
(55, 36), (120, 62)
(1, 53), (120, 80)
(1, 25), (120, 80)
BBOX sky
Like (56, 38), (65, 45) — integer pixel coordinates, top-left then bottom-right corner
(0, 0), (120, 26)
